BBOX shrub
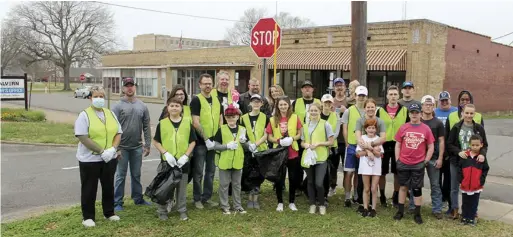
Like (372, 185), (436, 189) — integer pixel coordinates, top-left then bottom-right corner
(0, 108), (46, 122)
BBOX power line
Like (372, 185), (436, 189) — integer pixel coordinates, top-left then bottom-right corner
(492, 31), (513, 40)
(92, 1), (254, 24)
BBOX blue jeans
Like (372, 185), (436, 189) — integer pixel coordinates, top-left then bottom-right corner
(408, 160), (442, 213)
(450, 162), (460, 210)
(192, 144), (216, 203)
(114, 147), (144, 206)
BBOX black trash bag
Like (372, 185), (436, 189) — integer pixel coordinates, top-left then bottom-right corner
(242, 152), (265, 192)
(145, 161), (183, 205)
(254, 147), (288, 183)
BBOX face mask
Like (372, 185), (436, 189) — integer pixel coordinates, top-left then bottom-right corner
(92, 98), (105, 108)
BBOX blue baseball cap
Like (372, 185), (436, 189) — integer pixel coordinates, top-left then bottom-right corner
(402, 81), (414, 88)
(334, 78), (345, 85)
(408, 102), (422, 112)
(439, 91), (451, 100)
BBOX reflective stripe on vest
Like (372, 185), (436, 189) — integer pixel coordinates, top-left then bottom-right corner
(449, 111), (483, 130)
(197, 93), (221, 138)
(241, 113), (268, 151)
(347, 105), (362, 145)
(84, 107), (118, 154)
(301, 119), (329, 168)
(294, 98), (321, 123)
(326, 112), (338, 148)
(216, 125), (244, 170)
(270, 114), (299, 151)
(160, 118), (190, 160)
(378, 107), (408, 141)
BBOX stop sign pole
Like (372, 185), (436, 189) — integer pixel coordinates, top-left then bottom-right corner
(250, 18), (282, 92)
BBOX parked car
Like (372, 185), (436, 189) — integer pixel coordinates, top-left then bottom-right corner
(74, 85), (92, 99)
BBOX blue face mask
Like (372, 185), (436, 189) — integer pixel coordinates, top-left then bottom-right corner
(92, 98), (105, 108)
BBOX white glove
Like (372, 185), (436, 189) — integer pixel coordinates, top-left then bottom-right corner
(101, 147), (116, 163)
(239, 128), (247, 144)
(177, 155), (189, 168)
(205, 139), (215, 150)
(227, 141), (238, 150)
(279, 137), (293, 147)
(248, 143), (257, 153)
(164, 152), (177, 167)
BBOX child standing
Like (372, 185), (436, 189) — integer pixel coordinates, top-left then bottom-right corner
(214, 105), (248, 214)
(459, 134), (489, 226)
(356, 118), (384, 217)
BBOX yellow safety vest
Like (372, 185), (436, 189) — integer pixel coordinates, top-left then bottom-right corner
(301, 119), (329, 168)
(347, 105), (363, 145)
(159, 118), (190, 160)
(378, 106), (408, 141)
(197, 93), (221, 139)
(215, 125), (244, 170)
(240, 112), (268, 151)
(84, 107), (119, 155)
(270, 114), (299, 151)
(448, 111), (483, 130)
(294, 98), (321, 124)
(325, 112), (338, 148)
(183, 105), (191, 122)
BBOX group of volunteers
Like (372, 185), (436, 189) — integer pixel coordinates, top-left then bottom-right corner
(74, 71), (489, 228)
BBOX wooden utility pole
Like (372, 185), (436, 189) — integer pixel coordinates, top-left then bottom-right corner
(351, 1), (367, 86)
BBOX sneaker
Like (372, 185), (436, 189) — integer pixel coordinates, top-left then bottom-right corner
(106, 215), (120, 221)
(369, 209), (377, 218)
(135, 200), (152, 206)
(352, 197), (358, 204)
(158, 213), (168, 220)
(253, 201), (261, 210)
(414, 214), (423, 224)
(327, 188), (336, 197)
(195, 201), (204, 209)
(319, 206), (326, 215)
(114, 205), (123, 212)
(468, 219), (476, 227)
(82, 219), (96, 227)
(180, 212), (188, 221)
(309, 205), (316, 214)
(433, 213), (443, 220)
(357, 205), (364, 214)
(205, 200), (219, 207)
(460, 218), (468, 225)
(361, 209), (369, 217)
(222, 208), (231, 215)
(380, 196), (388, 208)
(344, 199), (352, 208)
(167, 202), (173, 213)
(247, 201), (254, 209)
(289, 203), (298, 211)
(276, 203), (284, 212)
(393, 211), (404, 221)
(235, 208), (247, 214)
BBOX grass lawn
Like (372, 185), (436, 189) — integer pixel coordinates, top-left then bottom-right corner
(2, 182), (513, 237)
(483, 114), (513, 120)
(1, 121), (76, 144)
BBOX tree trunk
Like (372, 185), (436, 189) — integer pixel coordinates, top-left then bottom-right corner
(63, 64), (72, 91)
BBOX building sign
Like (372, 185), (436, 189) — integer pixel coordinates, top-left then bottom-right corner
(1, 74), (28, 109)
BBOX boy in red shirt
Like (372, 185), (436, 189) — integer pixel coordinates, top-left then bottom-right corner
(393, 102), (435, 224)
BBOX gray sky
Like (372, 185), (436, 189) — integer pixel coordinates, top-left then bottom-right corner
(1, 1), (512, 50)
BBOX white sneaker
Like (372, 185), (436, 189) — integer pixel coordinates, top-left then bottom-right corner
(106, 215), (120, 221)
(328, 188), (336, 197)
(289, 203), (298, 211)
(82, 219), (96, 227)
(319, 206), (326, 215)
(276, 203), (284, 212)
(195, 201), (204, 209)
(309, 205), (316, 214)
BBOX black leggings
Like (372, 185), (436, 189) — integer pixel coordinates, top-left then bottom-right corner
(276, 158), (302, 203)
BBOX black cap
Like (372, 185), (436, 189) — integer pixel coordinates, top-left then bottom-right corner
(301, 80), (314, 88)
(123, 77), (135, 86)
(402, 81), (414, 88)
(408, 102), (422, 112)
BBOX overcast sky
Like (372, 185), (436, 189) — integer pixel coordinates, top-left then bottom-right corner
(1, 0), (512, 50)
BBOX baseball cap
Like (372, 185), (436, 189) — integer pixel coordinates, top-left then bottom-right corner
(355, 86), (368, 96)
(402, 81), (414, 88)
(250, 94), (262, 101)
(301, 80), (314, 88)
(224, 104), (240, 116)
(439, 91), (451, 100)
(408, 102), (422, 112)
(421, 95), (436, 104)
(123, 77), (135, 86)
(333, 78), (345, 85)
(321, 94), (334, 103)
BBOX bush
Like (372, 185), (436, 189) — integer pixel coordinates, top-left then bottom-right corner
(0, 108), (46, 122)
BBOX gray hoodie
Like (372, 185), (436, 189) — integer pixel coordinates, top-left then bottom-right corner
(112, 97), (151, 149)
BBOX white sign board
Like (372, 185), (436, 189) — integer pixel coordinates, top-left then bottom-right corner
(0, 78), (25, 99)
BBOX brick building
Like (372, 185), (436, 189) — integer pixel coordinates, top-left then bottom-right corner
(101, 19), (513, 112)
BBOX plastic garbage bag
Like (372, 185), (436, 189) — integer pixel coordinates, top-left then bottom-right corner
(254, 147), (288, 183)
(145, 161), (182, 205)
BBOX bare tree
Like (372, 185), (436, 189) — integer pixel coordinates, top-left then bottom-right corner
(12, 1), (117, 90)
(225, 7), (315, 46)
(1, 17), (25, 76)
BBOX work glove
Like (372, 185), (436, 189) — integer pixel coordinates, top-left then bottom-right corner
(164, 152), (177, 167)
(227, 141), (238, 150)
(239, 128), (247, 144)
(101, 147), (116, 163)
(248, 143), (257, 153)
(205, 139), (215, 150)
(177, 155), (189, 168)
(279, 137), (293, 147)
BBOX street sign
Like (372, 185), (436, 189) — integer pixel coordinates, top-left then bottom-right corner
(251, 18), (282, 58)
(80, 73), (86, 81)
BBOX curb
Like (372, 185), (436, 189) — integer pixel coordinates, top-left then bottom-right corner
(1, 140), (76, 147)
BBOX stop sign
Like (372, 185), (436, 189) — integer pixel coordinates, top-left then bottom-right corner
(251, 18), (281, 58)
(80, 73), (86, 81)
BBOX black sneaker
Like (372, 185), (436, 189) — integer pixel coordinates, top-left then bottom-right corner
(392, 193), (399, 208)
(352, 197), (359, 204)
(393, 211), (404, 220)
(361, 209), (369, 217)
(222, 208), (231, 215)
(357, 205), (364, 214)
(468, 219), (476, 227)
(369, 209), (377, 218)
(414, 214), (423, 224)
(344, 199), (352, 208)
(380, 196), (388, 207)
(460, 218), (468, 225)
(234, 208), (247, 214)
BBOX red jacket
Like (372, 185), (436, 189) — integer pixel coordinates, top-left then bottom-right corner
(458, 150), (490, 193)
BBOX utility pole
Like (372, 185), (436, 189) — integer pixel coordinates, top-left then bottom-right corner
(351, 1), (367, 87)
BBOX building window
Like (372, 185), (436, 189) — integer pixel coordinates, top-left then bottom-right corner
(135, 78), (158, 97)
(412, 29), (420, 44)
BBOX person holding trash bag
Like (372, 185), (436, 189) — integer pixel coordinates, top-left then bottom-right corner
(151, 98), (197, 221)
(301, 103), (335, 215)
(265, 96), (303, 212)
(74, 86), (123, 227)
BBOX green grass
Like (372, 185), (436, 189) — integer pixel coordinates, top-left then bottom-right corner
(2, 182), (513, 237)
(1, 121), (76, 144)
(0, 108), (46, 122)
(483, 114), (513, 120)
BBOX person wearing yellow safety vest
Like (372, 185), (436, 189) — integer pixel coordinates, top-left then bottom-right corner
(213, 105), (249, 215)
(446, 90), (484, 135)
(190, 74), (223, 209)
(74, 86), (123, 227)
(158, 85), (191, 121)
(211, 70), (234, 115)
(266, 96), (303, 212)
(152, 98), (197, 221)
(375, 85), (409, 208)
(319, 94), (342, 203)
(341, 85), (368, 208)
(240, 94), (269, 210)
(301, 103), (335, 215)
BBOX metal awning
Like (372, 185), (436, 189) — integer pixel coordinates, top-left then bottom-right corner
(261, 49), (407, 71)
(98, 62), (255, 70)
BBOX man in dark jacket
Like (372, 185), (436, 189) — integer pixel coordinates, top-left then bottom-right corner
(446, 104), (488, 219)
(238, 78), (271, 116)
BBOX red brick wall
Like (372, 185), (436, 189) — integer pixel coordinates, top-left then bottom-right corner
(444, 28), (513, 112)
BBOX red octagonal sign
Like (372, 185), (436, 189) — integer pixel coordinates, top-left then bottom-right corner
(251, 18), (282, 58)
